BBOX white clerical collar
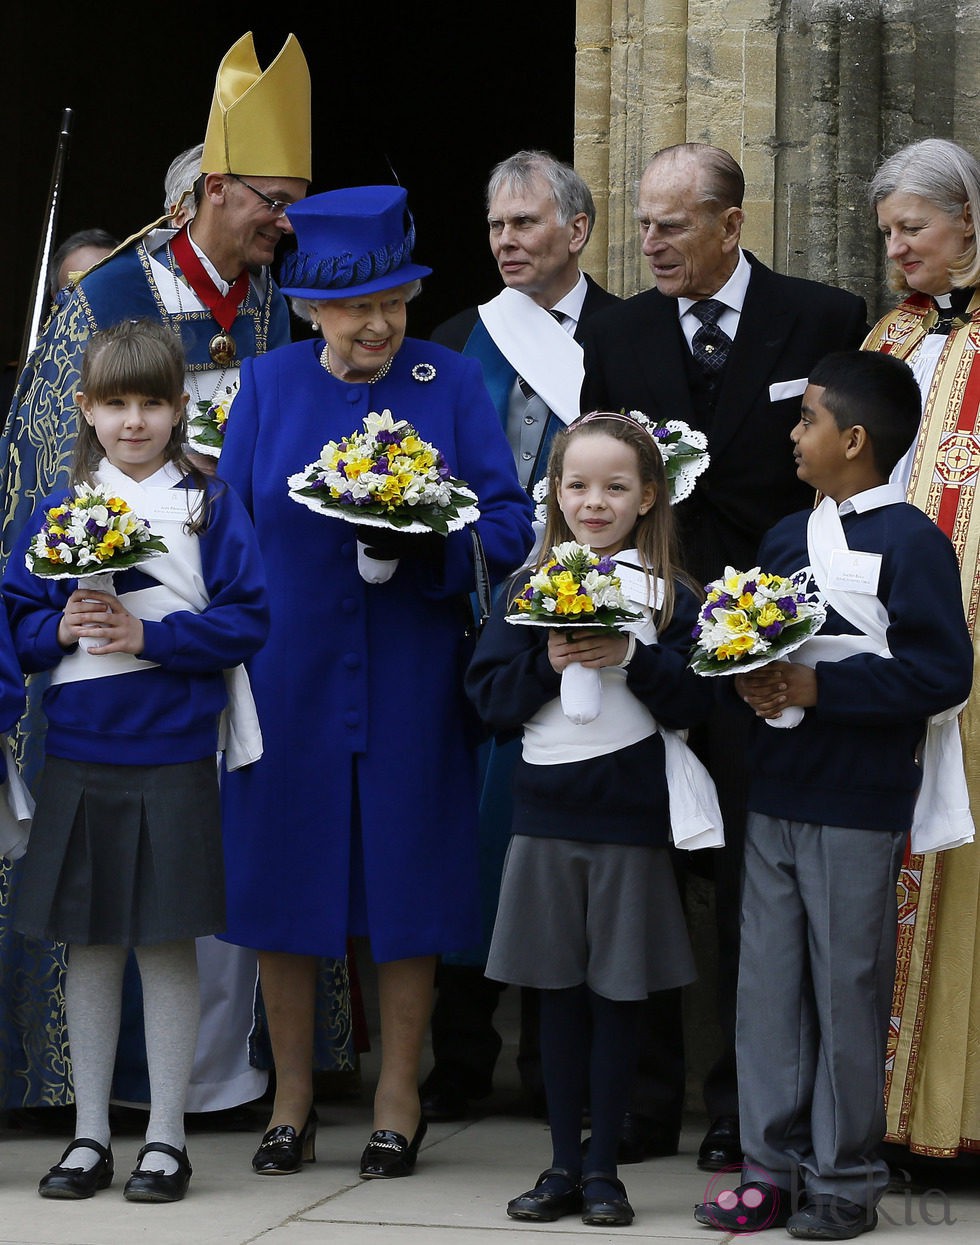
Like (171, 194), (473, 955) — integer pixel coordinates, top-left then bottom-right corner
(838, 482), (905, 515)
(549, 271), (588, 331)
(146, 225), (266, 299)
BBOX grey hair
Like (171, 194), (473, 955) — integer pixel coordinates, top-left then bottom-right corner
(164, 142), (204, 218)
(639, 144), (745, 211)
(290, 280), (423, 323)
(868, 138), (980, 290)
(486, 149), (597, 242)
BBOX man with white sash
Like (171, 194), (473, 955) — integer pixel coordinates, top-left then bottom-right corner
(432, 150), (619, 490)
(424, 151), (619, 1123)
(696, 351), (974, 1237)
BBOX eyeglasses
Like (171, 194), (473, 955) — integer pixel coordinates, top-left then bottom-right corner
(229, 174), (291, 218)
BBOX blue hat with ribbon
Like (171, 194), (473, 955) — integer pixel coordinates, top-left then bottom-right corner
(279, 185), (432, 299)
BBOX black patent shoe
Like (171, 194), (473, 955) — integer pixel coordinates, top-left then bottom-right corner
(581, 1171), (635, 1226)
(38, 1138), (114, 1199)
(123, 1142), (192, 1203)
(507, 1167), (583, 1222)
(359, 1118), (427, 1178)
(697, 1114), (744, 1171)
(251, 1108), (318, 1175)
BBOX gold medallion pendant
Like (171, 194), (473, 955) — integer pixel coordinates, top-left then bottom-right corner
(209, 332), (237, 366)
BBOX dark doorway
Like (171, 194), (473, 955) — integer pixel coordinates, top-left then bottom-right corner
(3, 6), (576, 366)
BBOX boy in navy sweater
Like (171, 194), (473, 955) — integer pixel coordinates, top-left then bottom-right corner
(694, 350), (974, 1241)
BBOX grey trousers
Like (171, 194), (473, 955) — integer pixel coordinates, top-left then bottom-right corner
(736, 812), (906, 1209)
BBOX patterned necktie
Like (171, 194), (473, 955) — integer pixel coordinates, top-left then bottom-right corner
(690, 299), (732, 375)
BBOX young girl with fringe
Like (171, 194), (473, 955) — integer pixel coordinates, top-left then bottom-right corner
(465, 411), (715, 1228)
(2, 319), (268, 1203)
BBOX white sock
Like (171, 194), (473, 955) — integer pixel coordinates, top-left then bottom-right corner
(136, 939), (200, 1164)
(64, 943), (127, 1164)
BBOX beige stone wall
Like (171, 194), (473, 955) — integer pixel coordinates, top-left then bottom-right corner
(575, 0), (980, 319)
(573, 0), (980, 1114)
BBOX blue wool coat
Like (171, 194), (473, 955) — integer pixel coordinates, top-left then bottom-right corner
(218, 336), (534, 960)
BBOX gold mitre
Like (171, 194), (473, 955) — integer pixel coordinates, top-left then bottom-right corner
(201, 32), (311, 181)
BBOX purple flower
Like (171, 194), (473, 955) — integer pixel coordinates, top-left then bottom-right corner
(376, 429), (399, 446)
(759, 621), (784, 639)
(373, 456), (390, 475)
(652, 427), (669, 440)
(595, 556), (616, 574)
(776, 596), (798, 618)
(692, 623), (703, 639)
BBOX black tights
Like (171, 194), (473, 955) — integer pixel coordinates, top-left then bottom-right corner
(539, 984), (642, 1177)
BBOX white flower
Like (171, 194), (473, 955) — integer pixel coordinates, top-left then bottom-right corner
(362, 409), (407, 438)
(553, 540), (590, 565)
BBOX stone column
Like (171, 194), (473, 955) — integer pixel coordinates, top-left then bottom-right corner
(575, 0), (980, 318)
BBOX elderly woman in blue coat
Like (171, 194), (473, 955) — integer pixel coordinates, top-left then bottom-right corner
(218, 185), (533, 1179)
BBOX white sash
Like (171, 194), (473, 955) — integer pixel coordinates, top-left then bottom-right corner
(0, 740), (36, 862)
(478, 288), (584, 426)
(49, 460), (262, 770)
(804, 495), (973, 854)
(522, 551), (723, 849)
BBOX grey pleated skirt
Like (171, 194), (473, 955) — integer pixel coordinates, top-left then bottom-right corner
(13, 755), (225, 947)
(486, 835), (696, 1001)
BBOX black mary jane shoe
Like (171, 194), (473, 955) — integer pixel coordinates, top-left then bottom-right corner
(251, 1108), (318, 1175)
(359, 1118), (427, 1179)
(581, 1171), (635, 1227)
(507, 1167), (583, 1222)
(38, 1138), (114, 1199)
(122, 1142), (192, 1203)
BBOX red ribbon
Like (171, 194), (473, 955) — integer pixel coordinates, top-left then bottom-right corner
(170, 226), (249, 331)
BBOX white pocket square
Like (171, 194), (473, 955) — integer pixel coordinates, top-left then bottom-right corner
(769, 378), (808, 402)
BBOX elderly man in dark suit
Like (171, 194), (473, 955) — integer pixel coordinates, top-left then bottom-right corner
(579, 142), (869, 1171)
(423, 149), (620, 1123)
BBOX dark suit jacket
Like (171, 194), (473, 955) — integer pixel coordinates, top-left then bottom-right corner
(431, 272), (620, 351)
(579, 252), (869, 587)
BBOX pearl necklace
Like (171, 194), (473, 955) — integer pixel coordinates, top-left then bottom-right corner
(320, 342), (394, 383)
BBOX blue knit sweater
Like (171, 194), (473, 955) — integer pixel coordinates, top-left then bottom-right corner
(744, 502), (973, 831)
(3, 477), (269, 766)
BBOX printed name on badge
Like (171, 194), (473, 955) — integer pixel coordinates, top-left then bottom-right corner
(615, 561), (665, 609)
(143, 489), (205, 522)
(826, 548), (882, 595)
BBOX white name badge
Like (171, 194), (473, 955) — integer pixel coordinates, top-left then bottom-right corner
(142, 488), (205, 524)
(769, 378), (808, 403)
(614, 561), (665, 609)
(827, 548), (882, 595)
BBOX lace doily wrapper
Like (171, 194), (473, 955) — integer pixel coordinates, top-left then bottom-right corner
(286, 479), (480, 535)
(187, 433), (222, 459)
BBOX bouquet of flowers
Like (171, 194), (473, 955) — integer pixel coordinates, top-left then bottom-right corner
(188, 379), (239, 458)
(532, 411), (709, 521)
(26, 483), (168, 651)
(506, 542), (642, 724)
(287, 409), (480, 584)
(689, 566), (826, 727)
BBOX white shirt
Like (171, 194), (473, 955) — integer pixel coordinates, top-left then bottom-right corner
(677, 248), (752, 349)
